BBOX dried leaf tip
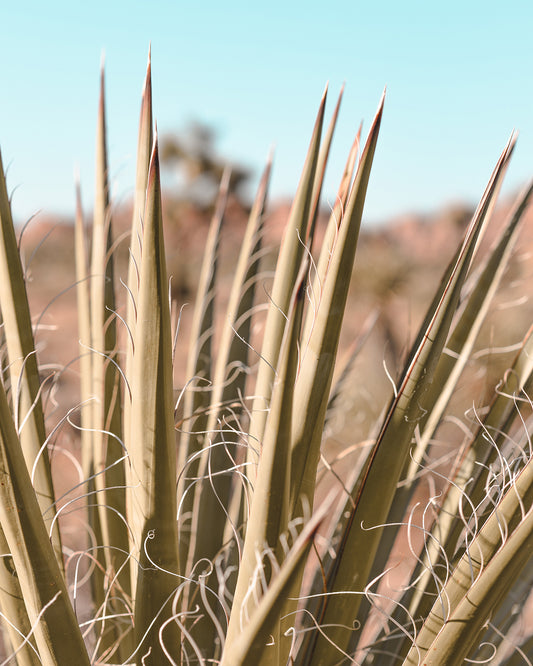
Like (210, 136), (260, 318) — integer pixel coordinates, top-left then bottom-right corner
(362, 89), (386, 144)
(506, 129), (519, 154)
(143, 45), (152, 96)
(377, 86), (386, 113)
(320, 82), (329, 106)
(311, 85), (328, 136)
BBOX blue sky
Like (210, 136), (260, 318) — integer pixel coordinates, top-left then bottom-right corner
(0, 1), (531, 225)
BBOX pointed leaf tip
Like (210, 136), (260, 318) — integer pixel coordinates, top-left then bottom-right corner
(500, 130), (517, 161)
(378, 87), (386, 112)
(143, 54), (152, 100)
(146, 46), (152, 80)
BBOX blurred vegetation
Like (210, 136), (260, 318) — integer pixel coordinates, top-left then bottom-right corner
(160, 120), (251, 208)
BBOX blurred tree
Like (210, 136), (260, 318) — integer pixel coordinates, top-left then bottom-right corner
(160, 121), (251, 207)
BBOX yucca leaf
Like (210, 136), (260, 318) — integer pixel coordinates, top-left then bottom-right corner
(74, 176), (118, 656)
(405, 448), (533, 664)
(220, 500), (327, 666)
(290, 90), (384, 516)
(74, 177), (93, 483)
(185, 164), (272, 660)
(247, 88), (327, 462)
(0, 374), (90, 665)
(0, 149), (62, 570)
(0, 528), (40, 665)
(408, 178), (533, 481)
(214, 155), (272, 547)
(87, 65), (131, 658)
(305, 133), (516, 663)
(364, 178), (533, 657)
(421, 510), (533, 666)
(301, 122), (361, 352)
(403, 323), (533, 632)
(286, 93), (382, 665)
(286, 94), (382, 665)
(124, 48), (153, 483)
(473, 559), (533, 663)
(119, 60), (154, 660)
(224, 260), (307, 661)
(126, 47), (153, 330)
(358, 179), (533, 663)
(324, 310), (378, 439)
(178, 168), (229, 573)
(188, 158), (271, 564)
(128, 134), (180, 664)
(306, 84), (344, 251)
(396, 181), (533, 624)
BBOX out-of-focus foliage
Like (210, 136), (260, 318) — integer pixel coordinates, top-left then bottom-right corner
(160, 120), (251, 207)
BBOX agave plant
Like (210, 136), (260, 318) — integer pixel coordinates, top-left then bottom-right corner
(0, 51), (532, 666)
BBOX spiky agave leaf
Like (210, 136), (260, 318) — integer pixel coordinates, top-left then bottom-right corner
(0, 528), (40, 665)
(74, 177), (92, 483)
(399, 323), (533, 643)
(389, 182), (533, 629)
(0, 372), (90, 665)
(186, 157), (271, 561)
(183, 159), (272, 658)
(408, 178), (533, 481)
(306, 85), (345, 251)
(357, 177), (533, 660)
(178, 168), (229, 573)
(220, 498), (329, 666)
(0, 149), (62, 570)
(301, 122), (361, 352)
(303, 133), (516, 664)
(290, 91), (384, 518)
(86, 65), (131, 659)
(128, 133), (180, 665)
(223, 260), (308, 663)
(404, 439), (533, 665)
(123, 48), (153, 493)
(247, 88), (328, 464)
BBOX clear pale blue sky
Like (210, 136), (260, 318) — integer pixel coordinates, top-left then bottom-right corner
(1, 1), (531, 225)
